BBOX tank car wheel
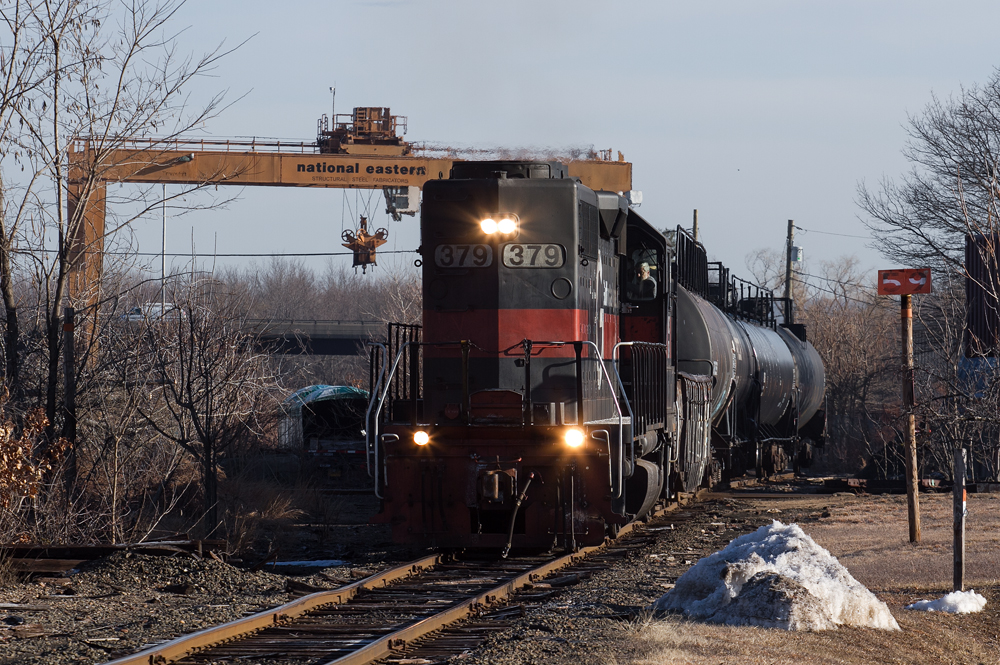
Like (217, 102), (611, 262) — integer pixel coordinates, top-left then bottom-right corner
(606, 522), (621, 540)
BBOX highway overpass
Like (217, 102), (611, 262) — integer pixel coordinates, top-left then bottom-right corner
(246, 319), (384, 355)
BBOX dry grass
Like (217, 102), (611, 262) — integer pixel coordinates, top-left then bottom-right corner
(796, 493), (1000, 591)
(221, 470), (307, 555)
(0, 553), (16, 588)
(633, 598), (1000, 665)
(631, 492), (1000, 665)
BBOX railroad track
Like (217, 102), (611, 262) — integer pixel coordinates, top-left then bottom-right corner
(102, 508), (675, 665)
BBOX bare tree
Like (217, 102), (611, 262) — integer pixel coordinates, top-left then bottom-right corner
(744, 246), (785, 292)
(72, 291), (192, 543)
(858, 67), (1000, 482)
(137, 281), (277, 537)
(0, 0), (237, 431)
(797, 258), (899, 476)
(362, 265), (421, 325)
(858, 67), (1000, 271)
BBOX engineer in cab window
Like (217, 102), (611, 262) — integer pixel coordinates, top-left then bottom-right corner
(630, 261), (657, 300)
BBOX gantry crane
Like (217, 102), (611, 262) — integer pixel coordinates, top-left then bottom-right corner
(66, 107), (633, 296)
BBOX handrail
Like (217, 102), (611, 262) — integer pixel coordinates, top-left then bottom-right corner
(365, 342), (388, 478)
(580, 340), (628, 498)
(611, 341), (643, 484)
(369, 342), (417, 498)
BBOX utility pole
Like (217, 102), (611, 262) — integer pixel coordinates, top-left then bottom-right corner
(692, 209), (699, 242)
(902, 292), (921, 542)
(784, 219), (795, 324)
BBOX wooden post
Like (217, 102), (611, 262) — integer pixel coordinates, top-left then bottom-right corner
(954, 447), (966, 591)
(784, 220), (795, 324)
(901, 293), (921, 543)
(692, 209), (699, 242)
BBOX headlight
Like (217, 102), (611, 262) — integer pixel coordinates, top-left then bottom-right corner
(413, 431), (430, 446)
(498, 217), (517, 234)
(480, 218), (498, 234)
(563, 428), (585, 448)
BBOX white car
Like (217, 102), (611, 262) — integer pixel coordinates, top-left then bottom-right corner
(122, 303), (183, 322)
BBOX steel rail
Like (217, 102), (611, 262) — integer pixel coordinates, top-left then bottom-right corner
(319, 511), (656, 665)
(106, 503), (678, 665)
(100, 554), (441, 665)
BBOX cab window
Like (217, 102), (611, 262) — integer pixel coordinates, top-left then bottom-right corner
(626, 249), (660, 301)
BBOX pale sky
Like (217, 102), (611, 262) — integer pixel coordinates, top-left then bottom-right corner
(124, 0), (1000, 288)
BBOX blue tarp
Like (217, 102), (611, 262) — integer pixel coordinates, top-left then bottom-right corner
(279, 385), (369, 449)
(283, 384), (369, 406)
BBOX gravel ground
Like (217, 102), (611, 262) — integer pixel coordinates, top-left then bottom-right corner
(3, 486), (999, 665)
(0, 505), (412, 665)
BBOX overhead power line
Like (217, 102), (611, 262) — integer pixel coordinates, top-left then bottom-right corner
(792, 272), (880, 306)
(794, 225), (872, 240)
(795, 270), (874, 289)
(11, 248), (420, 258)
(792, 277), (874, 306)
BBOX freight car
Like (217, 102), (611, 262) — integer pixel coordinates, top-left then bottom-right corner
(367, 161), (825, 553)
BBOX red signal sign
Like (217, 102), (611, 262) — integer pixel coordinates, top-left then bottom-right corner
(877, 268), (932, 295)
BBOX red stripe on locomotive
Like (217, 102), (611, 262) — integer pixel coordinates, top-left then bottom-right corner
(424, 308), (606, 358)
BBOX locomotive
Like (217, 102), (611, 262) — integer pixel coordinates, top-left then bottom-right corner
(367, 161), (825, 553)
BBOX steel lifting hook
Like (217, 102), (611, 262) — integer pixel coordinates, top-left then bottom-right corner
(501, 472), (536, 559)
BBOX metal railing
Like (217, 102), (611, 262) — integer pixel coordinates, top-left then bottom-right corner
(385, 323), (422, 422)
(77, 136), (325, 154)
(675, 225), (708, 297)
(614, 341), (668, 436)
(707, 262), (778, 328)
(365, 342), (388, 481)
(368, 341), (419, 499)
(365, 338), (632, 499)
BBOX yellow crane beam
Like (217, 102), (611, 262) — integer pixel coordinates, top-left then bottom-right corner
(95, 140), (632, 190)
(66, 138), (633, 300)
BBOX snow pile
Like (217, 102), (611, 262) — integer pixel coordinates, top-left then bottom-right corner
(650, 521), (899, 631)
(905, 590), (987, 614)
